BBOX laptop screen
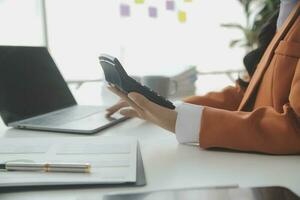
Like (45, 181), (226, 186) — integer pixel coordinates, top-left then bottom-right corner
(0, 46), (77, 124)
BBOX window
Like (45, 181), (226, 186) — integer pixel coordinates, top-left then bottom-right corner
(46, 0), (245, 81)
(0, 0), (46, 46)
(0, 1), (246, 105)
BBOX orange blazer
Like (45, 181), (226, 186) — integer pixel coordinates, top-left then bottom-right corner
(184, 2), (300, 155)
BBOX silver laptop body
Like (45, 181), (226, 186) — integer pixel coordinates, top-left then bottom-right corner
(0, 46), (127, 134)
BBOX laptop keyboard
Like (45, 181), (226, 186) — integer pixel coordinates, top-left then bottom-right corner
(21, 106), (105, 126)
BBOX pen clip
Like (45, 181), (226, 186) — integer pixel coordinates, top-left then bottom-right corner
(5, 159), (35, 164)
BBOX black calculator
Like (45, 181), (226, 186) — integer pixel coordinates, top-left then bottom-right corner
(99, 54), (175, 110)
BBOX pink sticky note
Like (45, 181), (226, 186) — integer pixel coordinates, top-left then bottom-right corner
(120, 4), (130, 17)
(166, 1), (175, 11)
(148, 6), (157, 18)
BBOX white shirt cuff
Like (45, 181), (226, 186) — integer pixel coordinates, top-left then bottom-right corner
(175, 103), (203, 144)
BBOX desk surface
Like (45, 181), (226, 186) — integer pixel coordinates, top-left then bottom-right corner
(0, 119), (299, 200)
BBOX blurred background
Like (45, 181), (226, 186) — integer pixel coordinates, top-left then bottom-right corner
(0, 0), (279, 106)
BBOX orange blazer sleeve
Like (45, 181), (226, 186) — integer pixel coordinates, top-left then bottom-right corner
(183, 83), (245, 111)
(199, 60), (300, 155)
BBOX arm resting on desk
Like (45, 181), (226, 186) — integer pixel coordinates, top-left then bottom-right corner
(183, 83), (245, 111)
(200, 105), (300, 155)
(198, 63), (300, 154)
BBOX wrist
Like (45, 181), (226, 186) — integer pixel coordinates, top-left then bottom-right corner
(155, 109), (177, 133)
(168, 110), (178, 133)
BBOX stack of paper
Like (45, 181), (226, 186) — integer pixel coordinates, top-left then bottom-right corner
(169, 66), (198, 98)
(127, 65), (198, 99)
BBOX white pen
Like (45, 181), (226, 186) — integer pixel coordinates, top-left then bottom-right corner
(0, 162), (91, 173)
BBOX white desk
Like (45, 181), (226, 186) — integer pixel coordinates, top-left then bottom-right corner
(0, 119), (299, 200)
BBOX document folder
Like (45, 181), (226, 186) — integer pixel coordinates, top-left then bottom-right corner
(0, 137), (146, 191)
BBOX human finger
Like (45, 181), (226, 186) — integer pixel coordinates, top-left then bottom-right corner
(127, 92), (166, 113)
(106, 100), (129, 117)
(119, 108), (139, 118)
(107, 86), (144, 114)
(107, 85), (128, 99)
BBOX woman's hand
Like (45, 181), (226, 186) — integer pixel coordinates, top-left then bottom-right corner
(106, 85), (177, 133)
(106, 99), (129, 117)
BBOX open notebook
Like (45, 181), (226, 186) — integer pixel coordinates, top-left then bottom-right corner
(0, 137), (146, 190)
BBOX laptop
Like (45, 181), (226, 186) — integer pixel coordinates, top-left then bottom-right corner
(0, 46), (128, 134)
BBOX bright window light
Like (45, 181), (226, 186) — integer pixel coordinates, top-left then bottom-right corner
(0, 0), (46, 46)
(45, 0), (246, 80)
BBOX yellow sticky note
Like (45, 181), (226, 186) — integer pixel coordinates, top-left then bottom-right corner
(135, 0), (145, 4)
(178, 11), (186, 23)
(184, 0), (192, 2)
